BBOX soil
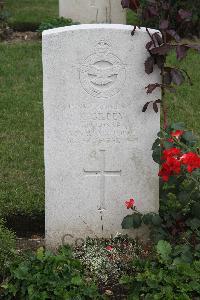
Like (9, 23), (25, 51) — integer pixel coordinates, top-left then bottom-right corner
(2, 30), (40, 43)
(16, 236), (45, 251)
(5, 214), (45, 237)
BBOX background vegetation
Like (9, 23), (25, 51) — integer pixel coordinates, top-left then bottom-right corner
(6, 0), (58, 31)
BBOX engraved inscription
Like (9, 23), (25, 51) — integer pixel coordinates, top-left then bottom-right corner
(84, 150), (121, 210)
(63, 103), (137, 144)
(80, 40), (126, 98)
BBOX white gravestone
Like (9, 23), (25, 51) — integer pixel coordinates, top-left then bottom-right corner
(59, 0), (126, 24)
(43, 24), (161, 249)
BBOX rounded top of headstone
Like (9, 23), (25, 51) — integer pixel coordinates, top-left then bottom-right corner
(42, 24), (158, 37)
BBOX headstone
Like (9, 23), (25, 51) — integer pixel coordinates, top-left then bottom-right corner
(59, 0), (126, 24)
(43, 24), (161, 249)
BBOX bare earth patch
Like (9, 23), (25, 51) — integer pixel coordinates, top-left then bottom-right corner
(3, 31), (40, 43)
(16, 236), (44, 251)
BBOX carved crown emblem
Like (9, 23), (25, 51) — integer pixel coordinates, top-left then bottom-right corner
(80, 40), (126, 98)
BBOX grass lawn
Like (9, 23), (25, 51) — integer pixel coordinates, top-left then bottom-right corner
(6, 0), (59, 30)
(127, 10), (139, 25)
(167, 51), (200, 136)
(0, 40), (199, 217)
(0, 42), (44, 217)
(5, 1), (137, 30)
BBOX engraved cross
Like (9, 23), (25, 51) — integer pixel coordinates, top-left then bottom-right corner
(84, 150), (121, 211)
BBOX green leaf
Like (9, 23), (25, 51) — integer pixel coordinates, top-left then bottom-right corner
(186, 218), (200, 230)
(191, 203), (200, 218)
(157, 131), (163, 138)
(152, 215), (162, 226)
(152, 138), (160, 150)
(171, 122), (185, 130)
(156, 240), (172, 263)
(71, 275), (83, 286)
(13, 264), (29, 280)
(182, 131), (196, 145)
(132, 214), (142, 228)
(163, 141), (174, 149)
(36, 247), (45, 260)
(142, 213), (153, 225)
(122, 214), (142, 229)
(181, 251), (193, 263)
(152, 147), (161, 164)
(121, 215), (134, 229)
(178, 191), (190, 203)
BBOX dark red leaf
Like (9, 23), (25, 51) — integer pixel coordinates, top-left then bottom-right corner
(176, 43), (200, 60)
(181, 69), (193, 86)
(150, 44), (174, 55)
(176, 45), (189, 60)
(178, 9), (192, 21)
(187, 44), (200, 52)
(152, 32), (163, 46)
(143, 8), (150, 20)
(148, 5), (159, 17)
(163, 69), (172, 85)
(166, 30), (181, 42)
(159, 20), (169, 30)
(165, 86), (176, 93)
(145, 83), (161, 94)
(121, 0), (129, 8)
(145, 56), (155, 74)
(121, 0), (140, 11)
(162, 2), (170, 10)
(171, 69), (185, 86)
(146, 41), (153, 51)
(156, 55), (165, 69)
(142, 102), (151, 112)
(153, 102), (158, 113)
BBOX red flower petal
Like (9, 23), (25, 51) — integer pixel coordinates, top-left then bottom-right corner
(125, 198), (135, 209)
(106, 246), (113, 251)
(171, 130), (184, 139)
(163, 148), (182, 160)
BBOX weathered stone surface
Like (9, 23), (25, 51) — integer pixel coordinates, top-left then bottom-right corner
(59, 0), (126, 24)
(43, 24), (161, 249)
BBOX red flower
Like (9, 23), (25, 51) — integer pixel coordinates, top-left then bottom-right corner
(162, 148), (182, 160)
(181, 152), (200, 173)
(159, 156), (181, 181)
(171, 130), (184, 139)
(125, 198), (135, 209)
(158, 163), (171, 181)
(105, 245), (113, 251)
(167, 138), (174, 143)
(166, 156), (181, 174)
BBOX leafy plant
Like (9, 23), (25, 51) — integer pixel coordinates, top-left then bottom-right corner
(122, 0), (200, 130)
(121, 0), (200, 247)
(0, 246), (102, 300)
(120, 240), (200, 299)
(37, 17), (79, 32)
(0, 220), (16, 279)
(122, 123), (200, 247)
(123, 0), (200, 37)
(75, 235), (145, 289)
